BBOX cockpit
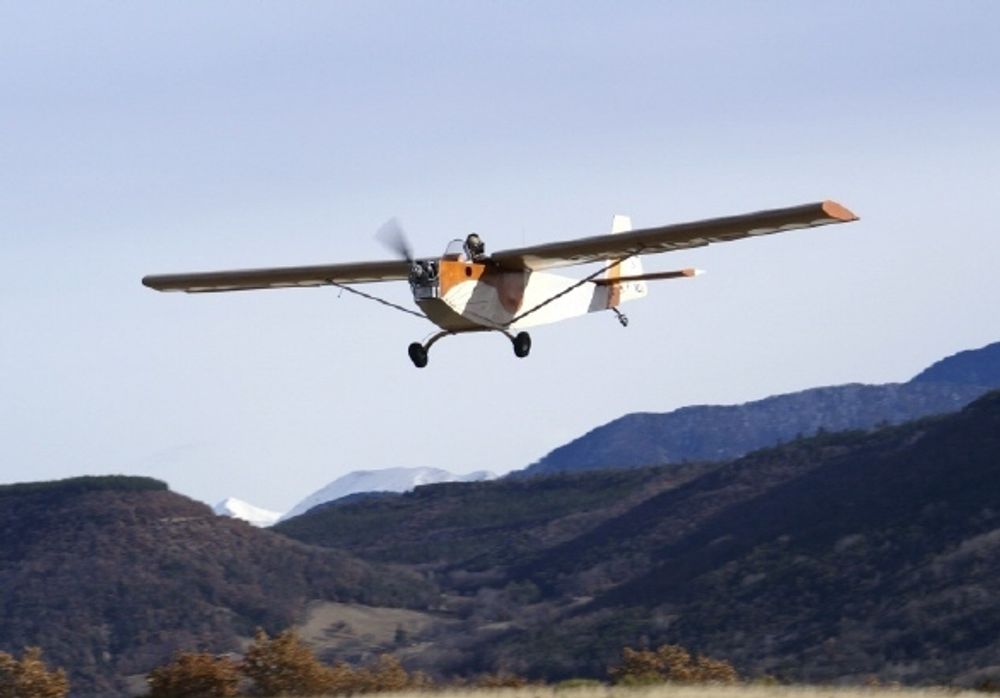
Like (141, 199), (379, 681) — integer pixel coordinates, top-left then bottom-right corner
(409, 234), (488, 300)
(442, 234), (487, 262)
(442, 239), (467, 261)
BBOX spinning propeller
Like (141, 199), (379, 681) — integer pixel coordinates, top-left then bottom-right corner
(376, 218), (414, 263)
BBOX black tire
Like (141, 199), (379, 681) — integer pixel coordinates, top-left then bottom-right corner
(513, 331), (531, 358)
(407, 342), (428, 368)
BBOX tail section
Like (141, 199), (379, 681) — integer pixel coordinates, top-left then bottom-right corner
(604, 215), (648, 305)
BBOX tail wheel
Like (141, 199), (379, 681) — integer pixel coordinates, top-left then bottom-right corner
(407, 342), (428, 368)
(512, 332), (531, 358)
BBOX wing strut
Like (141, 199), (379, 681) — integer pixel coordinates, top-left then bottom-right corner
(325, 280), (428, 321)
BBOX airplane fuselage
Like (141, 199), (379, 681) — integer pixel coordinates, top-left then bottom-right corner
(409, 257), (629, 333)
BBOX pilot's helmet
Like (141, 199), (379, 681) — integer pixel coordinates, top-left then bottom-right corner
(465, 233), (485, 258)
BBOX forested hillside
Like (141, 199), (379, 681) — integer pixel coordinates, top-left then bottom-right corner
(0, 476), (433, 695)
(467, 392), (1000, 686)
(280, 392), (1000, 687)
(7, 348), (1000, 694)
(275, 462), (712, 572)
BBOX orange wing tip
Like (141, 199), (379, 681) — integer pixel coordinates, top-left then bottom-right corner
(821, 200), (859, 222)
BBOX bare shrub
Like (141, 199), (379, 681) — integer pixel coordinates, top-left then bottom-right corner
(609, 643), (739, 685)
(241, 629), (336, 696)
(146, 652), (240, 698)
(0, 647), (69, 698)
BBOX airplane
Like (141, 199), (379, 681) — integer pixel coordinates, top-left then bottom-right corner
(143, 200), (858, 368)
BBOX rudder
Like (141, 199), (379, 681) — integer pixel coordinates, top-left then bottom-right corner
(605, 214), (647, 304)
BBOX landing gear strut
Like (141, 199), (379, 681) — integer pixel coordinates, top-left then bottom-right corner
(406, 329), (532, 368)
(612, 307), (629, 327)
(407, 331), (451, 369)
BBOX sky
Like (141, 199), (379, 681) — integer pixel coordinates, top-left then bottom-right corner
(2, 1), (999, 514)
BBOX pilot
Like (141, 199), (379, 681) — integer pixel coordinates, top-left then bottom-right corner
(465, 233), (486, 262)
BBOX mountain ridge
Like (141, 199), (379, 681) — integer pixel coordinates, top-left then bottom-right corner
(518, 340), (1000, 477)
(275, 387), (1000, 686)
(455, 391), (1000, 685)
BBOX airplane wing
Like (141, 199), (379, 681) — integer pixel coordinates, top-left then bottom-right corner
(142, 259), (410, 293)
(489, 200), (858, 271)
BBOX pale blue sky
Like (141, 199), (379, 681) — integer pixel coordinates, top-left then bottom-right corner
(3, 2), (999, 513)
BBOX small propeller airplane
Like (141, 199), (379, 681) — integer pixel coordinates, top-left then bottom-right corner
(143, 200), (858, 367)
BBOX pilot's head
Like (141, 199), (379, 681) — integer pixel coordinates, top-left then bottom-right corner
(465, 233), (485, 259)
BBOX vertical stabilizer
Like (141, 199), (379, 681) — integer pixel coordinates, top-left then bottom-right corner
(604, 215), (647, 305)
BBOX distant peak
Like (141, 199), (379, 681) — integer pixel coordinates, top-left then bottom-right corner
(213, 497), (282, 528)
(910, 340), (1000, 386)
(280, 467), (496, 522)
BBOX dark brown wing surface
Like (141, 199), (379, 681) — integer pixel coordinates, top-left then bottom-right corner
(142, 259), (411, 293)
(490, 200), (858, 271)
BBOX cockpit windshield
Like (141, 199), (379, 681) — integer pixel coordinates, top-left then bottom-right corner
(443, 239), (467, 261)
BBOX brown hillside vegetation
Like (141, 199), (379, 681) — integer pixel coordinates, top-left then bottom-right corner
(147, 652), (240, 698)
(479, 392), (1000, 685)
(0, 646), (69, 698)
(274, 465), (712, 573)
(609, 645), (739, 686)
(7, 391), (1000, 693)
(279, 392), (1000, 687)
(146, 629), (433, 696)
(0, 476), (434, 696)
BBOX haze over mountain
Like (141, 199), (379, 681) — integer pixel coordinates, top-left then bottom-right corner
(281, 466), (494, 521)
(519, 340), (1000, 477)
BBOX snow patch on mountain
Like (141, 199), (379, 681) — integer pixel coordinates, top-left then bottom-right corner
(213, 497), (283, 528)
(281, 467), (494, 521)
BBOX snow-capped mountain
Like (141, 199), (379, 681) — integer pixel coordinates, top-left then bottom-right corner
(280, 467), (495, 521)
(213, 497), (283, 528)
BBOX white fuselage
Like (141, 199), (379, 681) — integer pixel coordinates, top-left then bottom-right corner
(410, 258), (645, 333)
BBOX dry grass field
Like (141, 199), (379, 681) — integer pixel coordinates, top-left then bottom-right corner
(314, 687), (984, 698)
(297, 601), (445, 653)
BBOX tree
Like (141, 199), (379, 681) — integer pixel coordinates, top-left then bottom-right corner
(365, 655), (411, 692)
(241, 629), (335, 696)
(0, 647), (69, 698)
(146, 652), (240, 698)
(345, 654), (431, 693)
(609, 644), (739, 685)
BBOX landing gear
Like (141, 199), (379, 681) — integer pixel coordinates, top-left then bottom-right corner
(407, 331), (451, 368)
(611, 307), (629, 327)
(406, 329), (532, 368)
(512, 331), (531, 358)
(407, 342), (428, 368)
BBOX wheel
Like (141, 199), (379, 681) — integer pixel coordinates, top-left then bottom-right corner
(512, 331), (531, 358)
(407, 342), (428, 368)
